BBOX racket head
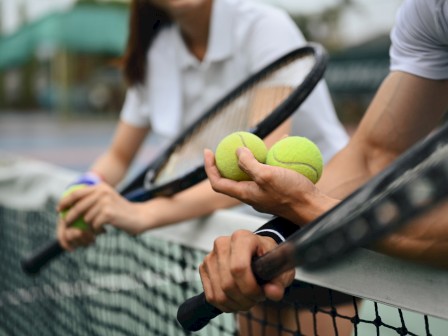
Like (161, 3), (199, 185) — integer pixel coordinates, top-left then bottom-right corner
(121, 43), (328, 201)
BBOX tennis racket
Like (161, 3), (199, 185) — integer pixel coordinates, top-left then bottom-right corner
(20, 43), (328, 275)
(177, 121), (448, 331)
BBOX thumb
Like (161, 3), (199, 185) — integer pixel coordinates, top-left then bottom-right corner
(262, 269), (295, 302)
(236, 147), (264, 178)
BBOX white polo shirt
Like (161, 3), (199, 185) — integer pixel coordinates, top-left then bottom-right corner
(121, 0), (348, 163)
(390, 0), (448, 79)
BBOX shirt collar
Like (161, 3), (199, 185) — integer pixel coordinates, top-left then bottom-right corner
(176, 0), (235, 69)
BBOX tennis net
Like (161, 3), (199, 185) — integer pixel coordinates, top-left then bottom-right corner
(1, 155), (447, 336)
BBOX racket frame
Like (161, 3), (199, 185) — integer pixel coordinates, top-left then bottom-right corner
(21, 43), (328, 275)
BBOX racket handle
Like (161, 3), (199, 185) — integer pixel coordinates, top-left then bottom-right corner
(177, 292), (223, 331)
(20, 239), (64, 275)
(177, 240), (296, 331)
(177, 258), (269, 331)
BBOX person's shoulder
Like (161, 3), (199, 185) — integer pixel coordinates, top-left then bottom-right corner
(147, 23), (177, 58)
(399, 0), (440, 14)
(151, 24), (175, 47)
(395, 0), (443, 27)
(392, 0), (447, 48)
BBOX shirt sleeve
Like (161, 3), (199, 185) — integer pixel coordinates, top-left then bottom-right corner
(245, 7), (306, 73)
(120, 87), (152, 127)
(254, 216), (300, 245)
(244, 6), (348, 163)
(390, 0), (448, 79)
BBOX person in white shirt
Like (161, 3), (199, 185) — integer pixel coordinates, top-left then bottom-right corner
(57, 0), (348, 246)
(198, 0), (448, 316)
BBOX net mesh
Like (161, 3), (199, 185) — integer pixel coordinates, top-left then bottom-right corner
(1, 161), (447, 336)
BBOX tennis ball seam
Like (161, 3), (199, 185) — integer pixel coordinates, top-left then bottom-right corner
(270, 152), (319, 181)
(215, 131), (267, 181)
(237, 133), (249, 148)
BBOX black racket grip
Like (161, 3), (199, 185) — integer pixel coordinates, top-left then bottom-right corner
(177, 256), (272, 332)
(177, 292), (223, 331)
(20, 239), (64, 275)
(177, 240), (295, 331)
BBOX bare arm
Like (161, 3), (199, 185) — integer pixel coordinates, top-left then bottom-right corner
(58, 116), (293, 244)
(319, 71), (448, 198)
(129, 117), (293, 233)
(90, 121), (149, 186)
(319, 72), (448, 268)
(205, 71), (448, 268)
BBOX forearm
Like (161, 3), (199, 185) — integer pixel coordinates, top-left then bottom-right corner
(372, 201), (448, 269)
(89, 121), (149, 186)
(90, 152), (129, 187)
(319, 72), (448, 200)
(138, 180), (241, 232)
(316, 143), (384, 200)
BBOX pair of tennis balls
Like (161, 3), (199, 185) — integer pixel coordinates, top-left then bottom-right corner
(215, 132), (323, 184)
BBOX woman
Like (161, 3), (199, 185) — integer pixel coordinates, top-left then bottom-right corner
(57, 0), (348, 250)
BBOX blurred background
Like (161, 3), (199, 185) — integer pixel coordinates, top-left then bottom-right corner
(0, 0), (403, 172)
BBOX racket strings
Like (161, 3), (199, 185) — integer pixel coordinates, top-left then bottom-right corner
(153, 53), (317, 186)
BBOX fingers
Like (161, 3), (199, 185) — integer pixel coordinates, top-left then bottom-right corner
(57, 218), (95, 252)
(204, 148), (252, 199)
(204, 148), (233, 193)
(62, 187), (100, 226)
(57, 185), (104, 251)
(203, 149), (221, 182)
(262, 269), (295, 302)
(83, 201), (107, 234)
(200, 238), (243, 312)
(235, 147), (266, 181)
(204, 147), (264, 185)
(200, 231), (282, 313)
(57, 217), (72, 251)
(228, 231), (264, 303)
(61, 184), (116, 232)
(57, 185), (91, 212)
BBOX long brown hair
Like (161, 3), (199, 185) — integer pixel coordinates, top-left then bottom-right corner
(122, 0), (171, 86)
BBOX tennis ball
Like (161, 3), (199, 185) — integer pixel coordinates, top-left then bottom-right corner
(215, 131), (267, 181)
(59, 184), (89, 231)
(266, 136), (323, 184)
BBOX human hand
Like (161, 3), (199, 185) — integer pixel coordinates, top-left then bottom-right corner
(199, 230), (295, 312)
(204, 147), (330, 224)
(57, 183), (149, 250)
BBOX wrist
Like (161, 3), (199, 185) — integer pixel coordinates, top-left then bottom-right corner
(134, 198), (168, 233)
(88, 169), (106, 183)
(254, 217), (300, 244)
(290, 189), (340, 226)
(69, 171), (103, 187)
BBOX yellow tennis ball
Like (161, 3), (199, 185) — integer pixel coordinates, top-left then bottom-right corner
(215, 131), (268, 181)
(59, 184), (89, 231)
(266, 136), (323, 184)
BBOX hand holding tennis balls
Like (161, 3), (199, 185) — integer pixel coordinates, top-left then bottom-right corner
(266, 136), (323, 184)
(59, 184), (90, 231)
(215, 131), (267, 181)
(59, 171), (101, 231)
(215, 133), (322, 184)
